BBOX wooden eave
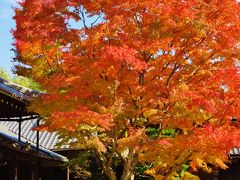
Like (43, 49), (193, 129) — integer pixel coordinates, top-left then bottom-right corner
(0, 78), (40, 120)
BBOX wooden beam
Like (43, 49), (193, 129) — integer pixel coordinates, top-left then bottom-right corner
(0, 114), (39, 121)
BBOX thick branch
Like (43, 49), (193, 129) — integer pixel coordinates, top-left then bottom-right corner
(95, 150), (117, 180)
(128, 86), (139, 109)
(165, 62), (180, 88)
(121, 148), (138, 180)
(164, 150), (192, 179)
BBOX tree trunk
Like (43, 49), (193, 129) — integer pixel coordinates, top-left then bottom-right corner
(94, 150), (117, 180)
(121, 150), (137, 180)
(105, 168), (117, 180)
(121, 170), (135, 180)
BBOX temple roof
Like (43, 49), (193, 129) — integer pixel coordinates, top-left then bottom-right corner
(0, 78), (72, 151)
(0, 124), (68, 162)
(0, 77), (40, 119)
(0, 120), (72, 150)
(0, 77), (40, 103)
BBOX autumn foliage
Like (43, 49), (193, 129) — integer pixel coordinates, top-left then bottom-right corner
(13, 0), (240, 179)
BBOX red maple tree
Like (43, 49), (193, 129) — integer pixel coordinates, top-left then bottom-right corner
(13, 0), (240, 179)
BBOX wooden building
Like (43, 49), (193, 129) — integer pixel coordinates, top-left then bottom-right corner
(0, 77), (69, 180)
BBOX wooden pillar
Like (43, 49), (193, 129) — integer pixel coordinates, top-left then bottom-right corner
(67, 166), (70, 180)
(9, 163), (18, 180)
(213, 169), (219, 180)
(32, 162), (41, 180)
(31, 168), (34, 180)
(31, 166), (39, 180)
(31, 165), (35, 180)
(14, 166), (18, 180)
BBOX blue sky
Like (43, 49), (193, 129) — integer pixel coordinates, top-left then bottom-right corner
(0, 0), (17, 74)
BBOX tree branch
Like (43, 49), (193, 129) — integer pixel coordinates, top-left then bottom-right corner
(165, 62), (180, 88)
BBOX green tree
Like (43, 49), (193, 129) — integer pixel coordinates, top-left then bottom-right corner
(0, 67), (11, 81)
(0, 67), (41, 90)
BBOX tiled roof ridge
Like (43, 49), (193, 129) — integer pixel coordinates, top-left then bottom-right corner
(0, 77), (41, 103)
